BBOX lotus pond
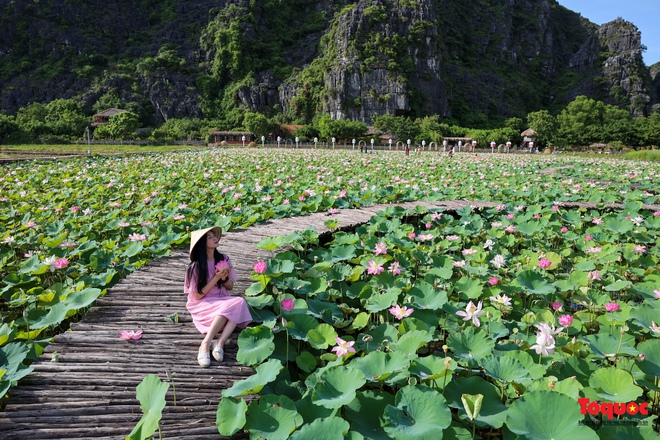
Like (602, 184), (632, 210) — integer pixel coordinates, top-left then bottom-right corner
(0, 149), (659, 438)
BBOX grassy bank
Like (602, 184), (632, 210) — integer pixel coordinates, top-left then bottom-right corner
(622, 149), (660, 162)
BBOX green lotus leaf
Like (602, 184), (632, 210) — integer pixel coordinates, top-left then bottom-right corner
(502, 350), (546, 380)
(350, 351), (410, 382)
(389, 330), (432, 355)
(561, 211), (583, 225)
(636, 340), (660, 376)
(447, 327), (494, 368)
(516, 270), (556, 295)
(506, 391), (599, 440)
(517, 221), (543, 235)
(461, 393), (483, 421)
(588, 367), (643, 402)
(364, 287), (400, 313)
(126, 374), (170, 440)
(29, 288), (102, 330)
(357, 323), (399, 353)
(295, 351), (317, 373)
(330, 245), (356, 262)
(43, 231), (68, 248)
(604, 280), (632, 291)
(287, 314), (320, 341)
(236, 325), (275, 365)
(574, 260), (596, 271)
(289, 416), (350, 440)
(482, 355), (533, 383)
(382, 385), (451, 439)
(444, 376), (508, 428)
(332, 233), (360, 245)
(454, 277), (483, 299)
(311, 366), (366, 410)
(307, 323), (338, 350)
(244, 294), (273, 309)
(344, 390), (395, 440)
(552, 377), (583, 400)
(408, 281), (448, 310)
(216, 397), (247, 436)
(630, 303), (660, 331)
(282, 277), (312, 293)
(585, 333), (637, 358)
(265, 259), (295, 275)
(122, 241), (143, 257)
(409, 355), (453, 383)
(294, 392), (338, 424)
(245, 394), (303, 440)
(596, 424), (648, 440)
(257, 235), (286, 251)
(348, 312), (369, 331)
(558, 356), (598, 386)
(222, 359), (283, 397)
(18, 255), (49, 275)
(603, 217), (633, 234)
(307, 299), (344, 323)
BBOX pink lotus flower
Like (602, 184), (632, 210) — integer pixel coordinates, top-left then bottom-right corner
(389, 304), (414, 320)
(585, 234), (593, 241)
(506, 213), (515, 219)
(456, 301), (484, 327)
(408, 232), (416, 240)
(504, 225), (516, 233)
(633, 245), (646, 254)
(560, 227), (568, 233)
(654, 212), (660, 216)
(281, 298), (295, 312)
(173, 214), (185, 220)
(129, 233), (146, 242)
(282, 199), (290, 205)
(54, 258), (69, 269)
(552, 205), (559, 211)
(588, 270), (601, 281)
(253, 261), (267, 274)
(388, 261), (401, 276)
(453, 260), (467, 267)
(71, 206), (79, 213)
(552, 301), (563, 311)
(488, 276), (499, 285)
(374, 242), (387, 255)
(489, 294), (511, 307)
(425, 222), (432, 229)
(558, 315), (574, 326)
(538, 258), (552, 269)
(417, 234), (434, 241)
(328, 208), (339, 215)
(331, 337), (356, 357)
(592, 218), (603, 225)
(654, 289), (660, 299)
(605, 302), (620, 312)
(120, 330), (143, 340)
(366, 260), (384, 275)
(215, 260), (229, 271)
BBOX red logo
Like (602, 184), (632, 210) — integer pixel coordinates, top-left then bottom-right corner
(578, 398), (649, 420)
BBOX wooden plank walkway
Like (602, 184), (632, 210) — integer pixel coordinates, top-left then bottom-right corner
(1, 198), (658, 439)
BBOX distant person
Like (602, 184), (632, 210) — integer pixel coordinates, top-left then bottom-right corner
(448, 146), (455, 158)
(405, 145), (410, 156)
(184, 226), (252, 367)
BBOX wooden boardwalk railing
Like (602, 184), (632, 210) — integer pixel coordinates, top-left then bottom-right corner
(1, 198), (658, 439)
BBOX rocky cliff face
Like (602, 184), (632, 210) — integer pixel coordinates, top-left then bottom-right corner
(0, 0), (657, 126)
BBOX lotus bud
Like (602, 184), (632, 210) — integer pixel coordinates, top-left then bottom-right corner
(362, 335), (373, 342)
(638, 353), (645, 362)
(442, 344), (448, 353)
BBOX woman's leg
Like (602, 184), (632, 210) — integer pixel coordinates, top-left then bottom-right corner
(200, 315), (228, 352)
(216, 319), (238, 349)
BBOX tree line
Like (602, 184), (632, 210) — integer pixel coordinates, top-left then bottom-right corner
(1, 96), (659, 149)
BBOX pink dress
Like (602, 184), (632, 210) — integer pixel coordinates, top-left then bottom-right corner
(184, 257), (252, 333)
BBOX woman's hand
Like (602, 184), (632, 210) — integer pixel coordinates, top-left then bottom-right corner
(214, 265), (230, 281)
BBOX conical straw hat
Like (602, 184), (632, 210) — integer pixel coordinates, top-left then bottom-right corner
(189, 226), (223, 261)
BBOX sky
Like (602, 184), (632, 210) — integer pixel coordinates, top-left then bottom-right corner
(557, 0), (660, 66)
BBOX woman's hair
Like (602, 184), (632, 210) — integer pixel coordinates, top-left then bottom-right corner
(186, 237), (227, 291)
